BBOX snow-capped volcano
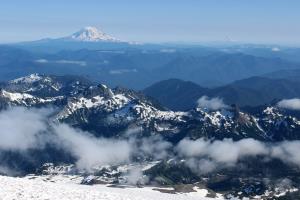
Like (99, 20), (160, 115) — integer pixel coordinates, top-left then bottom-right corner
(65, 26), (120, 42)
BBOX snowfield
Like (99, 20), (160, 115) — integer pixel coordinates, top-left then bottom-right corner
(0, 175), (222, 200)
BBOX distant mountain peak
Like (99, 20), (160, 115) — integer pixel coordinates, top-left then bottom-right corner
(10, 73), (43, 84)
(66, 26), (120, 42)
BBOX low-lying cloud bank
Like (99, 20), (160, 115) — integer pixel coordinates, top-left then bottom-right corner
(0, 107), (171, 172)
(197, 96), (229, 110)
(277, 98), (300, 110)
(177, 138), (300, 174)
(1, 107), (300, 176)
(53, 124), (132, 170)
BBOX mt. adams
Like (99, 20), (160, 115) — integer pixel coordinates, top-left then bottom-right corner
(15, 26), (136, 52)
(61, 26), (121, 42)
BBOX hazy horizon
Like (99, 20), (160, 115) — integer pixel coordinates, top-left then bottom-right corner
(1, 0), (300, 45)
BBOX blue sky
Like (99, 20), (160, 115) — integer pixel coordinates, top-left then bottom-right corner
(1, 0), (299, 44)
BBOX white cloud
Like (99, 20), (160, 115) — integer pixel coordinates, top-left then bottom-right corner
(35, 59), (86, 66)
(209, 138), (268, 164)
(176, 138), (300, 174)
(0, 107), (171, 172)
(0, 107), (131, 171)
(55, 60), (87, 66)
(52, 124), (132, 171)
(277, 98), (300, 110)
(160, 49), (176, 53)
(109, 69), (137, 75)
(271, 140), (300, 167)
(271, 47), (281, 52)
(35, 59), (49, 63)
(2, 107), (300, 176)
(197, 96), (229, 110)
(0, 107), (51, 151)
(138, 135), (172, 160)
(177, 138), (268, 166)
(125, 167), (149, 185)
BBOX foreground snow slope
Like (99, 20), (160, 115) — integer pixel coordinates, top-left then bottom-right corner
(0, 176), (221, 200)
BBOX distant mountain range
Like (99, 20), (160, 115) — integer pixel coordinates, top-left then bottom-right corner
(144, 75), (300, 110)
(0, 27), (299, 90)
(152, 52), (300, 86)
(1, 44), (300, 89)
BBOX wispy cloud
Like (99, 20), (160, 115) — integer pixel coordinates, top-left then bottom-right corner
(0, 107), (51, 151)
(197, 96), (229, 110)
(160, 49), (176, 53)
(35, 59), (86, 66)
(2, 107), (300, 176)
(53, 124), (132, 171)
(55, 60), (87, 66)
(271, 47), (281, 52)
(176, 138), (300, 174)
(0, 107), (170, 173)
(35, 59), (49, 63)
(277, 98), (300, 110)
(109, 69), (137, 75)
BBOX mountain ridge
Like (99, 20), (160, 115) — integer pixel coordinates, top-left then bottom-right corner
(1, 73), (299, 142)
(144, 76), (300, 110)
(1, 74), (300, 199)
